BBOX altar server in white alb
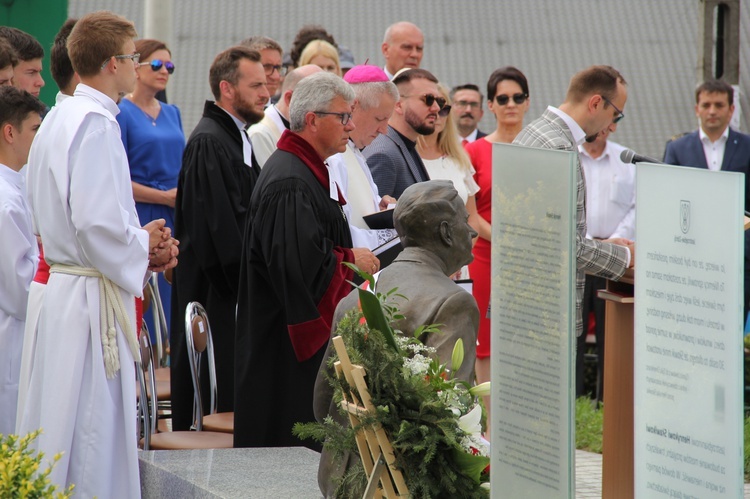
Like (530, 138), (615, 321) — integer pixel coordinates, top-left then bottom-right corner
(0, 86), (44, 436)
(18, 11), (178, 498)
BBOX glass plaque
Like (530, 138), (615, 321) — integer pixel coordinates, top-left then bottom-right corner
(634, 164), (744, 498)
(491, 143), (577, 498)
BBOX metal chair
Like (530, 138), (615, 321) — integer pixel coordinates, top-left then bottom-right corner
(136, 325), (233, 450)
(185, 302), (234, 434)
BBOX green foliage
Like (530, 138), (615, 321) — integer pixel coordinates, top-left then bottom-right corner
(295, 307), (489, 498)
(0, 430), (73, 498)
(575, 397), (603, 454)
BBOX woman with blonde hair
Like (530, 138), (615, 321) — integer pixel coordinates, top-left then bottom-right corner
(299, 39), (341, 76)
(417, 84), (481, 280)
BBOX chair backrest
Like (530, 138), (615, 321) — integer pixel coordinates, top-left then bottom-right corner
(147, 273), (170, 367)
(184, 302), (219, 431)
(137, 322), (159, 449)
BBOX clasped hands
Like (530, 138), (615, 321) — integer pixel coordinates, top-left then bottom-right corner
(144, 219), (179, 272)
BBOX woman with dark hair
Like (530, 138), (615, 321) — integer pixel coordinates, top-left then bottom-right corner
(117, 38), (185, 332)
(464, 66), (530, 437)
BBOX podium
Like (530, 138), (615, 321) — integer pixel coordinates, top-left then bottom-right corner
(596, 268), (634, 499)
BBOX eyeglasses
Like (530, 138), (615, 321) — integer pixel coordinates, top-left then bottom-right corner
(263, 64), (288, 77)
(101, 52), (140, 70)
(601, 95), (625, 124)
(401, 93), (447, 110)
(494, 93), (527, 106)
(454, 100), (481, 110)
(438, 104), (452, 117)
(142, 59), (175, 74)
(314, 111), (353, 125)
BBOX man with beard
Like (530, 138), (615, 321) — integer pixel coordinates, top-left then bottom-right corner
(514, 65), (634, 340)
(364, 68), (442, 199)
(171, 45), (269, 431)
(234, 72), (379, 448)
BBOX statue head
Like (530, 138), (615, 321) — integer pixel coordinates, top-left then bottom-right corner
(394, 180), (477, 275)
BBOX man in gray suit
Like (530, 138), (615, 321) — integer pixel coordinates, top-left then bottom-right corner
(313, 180), (479, 496)
(514, 65), (634, 338)
(364, 68), (442, 199)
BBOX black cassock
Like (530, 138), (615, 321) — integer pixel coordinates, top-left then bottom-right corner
(234, 130), (354, 448)
(170, 101), (260, 430)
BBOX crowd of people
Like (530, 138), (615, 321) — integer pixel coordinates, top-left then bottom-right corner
(0, 10), (747, 498)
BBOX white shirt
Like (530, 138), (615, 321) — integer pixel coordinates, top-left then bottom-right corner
(219, 105), (253, 166)
(699, 126), (730, 171)
(579, 140), (636, 240)
(547, 106), (587, 146)
(458, 129), (479, 143)
(422, 156), (480, 204)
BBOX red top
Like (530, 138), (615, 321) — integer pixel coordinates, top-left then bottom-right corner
(464, 138), (494, 227)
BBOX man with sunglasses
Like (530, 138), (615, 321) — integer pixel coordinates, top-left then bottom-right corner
(364, 67), (441, 199)
(234, 72), (379, 449)
(514, 65), (634, 343)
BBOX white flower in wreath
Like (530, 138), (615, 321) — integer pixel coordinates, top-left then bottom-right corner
(458, 405), (490, 457)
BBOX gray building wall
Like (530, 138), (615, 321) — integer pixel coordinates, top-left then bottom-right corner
(69, 0), (742, 159)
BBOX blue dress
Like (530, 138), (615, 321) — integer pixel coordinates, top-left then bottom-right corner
(117, 98), (185, 338)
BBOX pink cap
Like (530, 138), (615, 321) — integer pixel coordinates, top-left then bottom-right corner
(344, 65), (389, 84)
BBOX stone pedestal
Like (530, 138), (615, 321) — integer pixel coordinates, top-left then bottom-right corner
(139, 447), (321, 498)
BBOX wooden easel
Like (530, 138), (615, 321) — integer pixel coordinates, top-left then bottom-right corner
(332, 335), (409, 499)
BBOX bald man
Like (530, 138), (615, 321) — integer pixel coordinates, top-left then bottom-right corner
(381, 21), (424, 79)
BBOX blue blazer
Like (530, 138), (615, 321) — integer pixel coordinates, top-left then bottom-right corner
(664, 128), (750, 296)
(363, 126), (429, 199)
(664, 128), (750, 172)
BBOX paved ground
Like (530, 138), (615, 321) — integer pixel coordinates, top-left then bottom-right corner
(575, 450), (750, 498)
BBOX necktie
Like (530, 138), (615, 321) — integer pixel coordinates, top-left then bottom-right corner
(461, 139), (469, 147)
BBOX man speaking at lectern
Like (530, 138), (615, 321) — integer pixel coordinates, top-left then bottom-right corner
(514, 65), (634, 339)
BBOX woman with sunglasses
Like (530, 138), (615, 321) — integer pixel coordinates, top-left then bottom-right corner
(464, 66), (530, 437)
(417, 84), (480, 280)
(117, 38), (185, 333)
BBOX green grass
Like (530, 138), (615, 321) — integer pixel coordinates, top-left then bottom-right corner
(575, 397), (750, 481)
(575, 397), (603, 454)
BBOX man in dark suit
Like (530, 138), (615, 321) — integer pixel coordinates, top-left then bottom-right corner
(664, 79), (750, 174)
(514, 65), (634, 339)
(364, 68), (441, 199)
(451, 83), (487, 143)
(664, 79), (750, 320)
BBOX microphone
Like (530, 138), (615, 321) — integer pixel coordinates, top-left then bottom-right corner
(620, 149), (662, 164)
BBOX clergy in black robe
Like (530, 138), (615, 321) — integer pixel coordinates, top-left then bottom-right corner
(234, 72), (379, 448)
(171, 47), (269, 431)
